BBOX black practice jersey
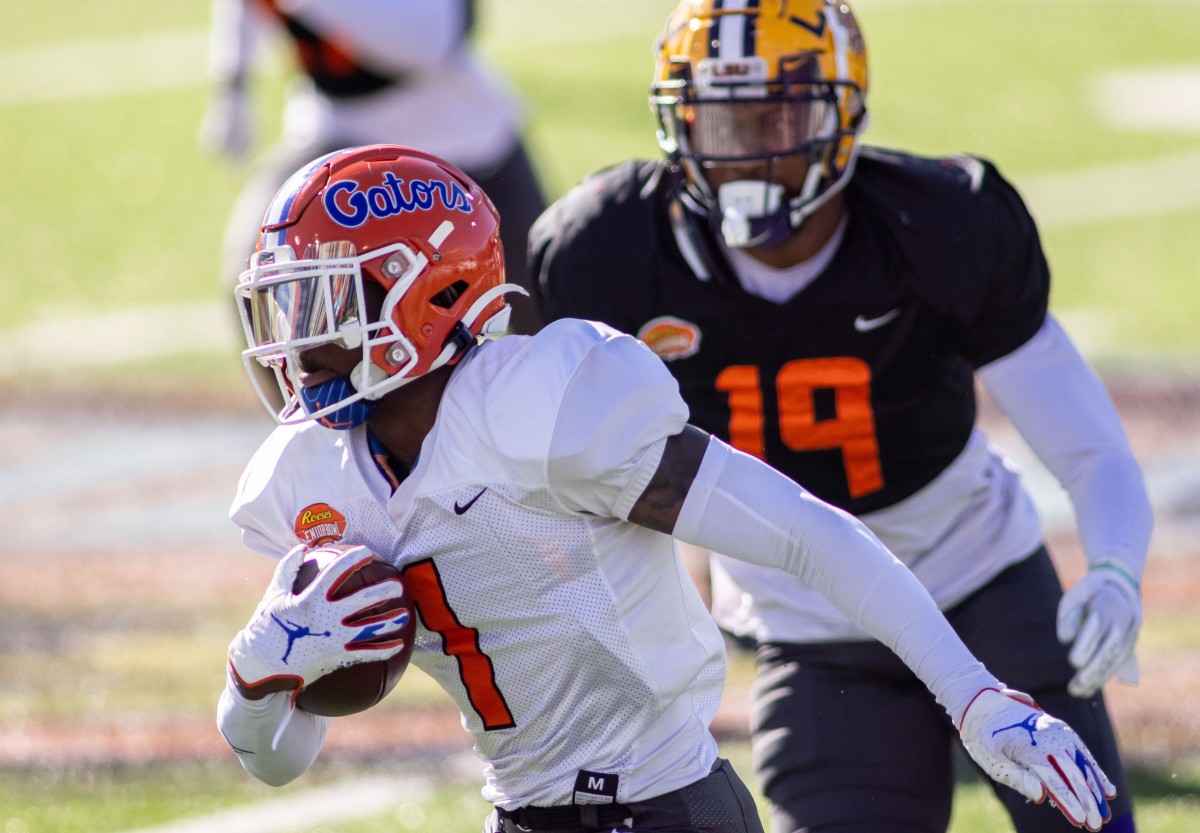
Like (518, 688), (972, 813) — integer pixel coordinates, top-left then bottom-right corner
(531, 148), (1049, 515)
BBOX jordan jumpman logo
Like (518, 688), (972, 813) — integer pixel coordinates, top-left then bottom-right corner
(992, 713), (1041, 746)
(271, 612), (332, 663)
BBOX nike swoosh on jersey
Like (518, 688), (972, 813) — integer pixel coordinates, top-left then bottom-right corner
(853, 308), (901, 332)
(453, 487), (487, 515)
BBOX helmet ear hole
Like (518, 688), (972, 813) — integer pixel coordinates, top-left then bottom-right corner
(430, 280), (470, 309)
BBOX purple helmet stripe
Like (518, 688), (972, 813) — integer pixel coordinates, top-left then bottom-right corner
(745, 0), (760, 57)
(713, 0), (758, 61)
(260, 147), (350, 247)
(709, 0), (725, 58)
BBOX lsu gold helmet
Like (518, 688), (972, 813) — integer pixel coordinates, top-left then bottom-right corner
(651, 0), (868, 248)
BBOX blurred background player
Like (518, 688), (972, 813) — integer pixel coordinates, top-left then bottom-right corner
(530, 0), (1152, 830)
(199, 0), (547, 337)
(219, 144), (1114, 833)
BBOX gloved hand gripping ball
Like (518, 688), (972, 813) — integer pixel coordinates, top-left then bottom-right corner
(228, 543), (416, 716)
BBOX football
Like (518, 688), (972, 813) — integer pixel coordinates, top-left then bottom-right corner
(291, 547), (416, 717)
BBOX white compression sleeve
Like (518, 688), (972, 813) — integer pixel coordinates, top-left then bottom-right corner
(979, 315), (1152, 578)
(673, 437), (1000, 726)
(216, 672), (330, 786)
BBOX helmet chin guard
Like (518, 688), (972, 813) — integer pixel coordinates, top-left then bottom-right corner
(299, 378), (376, 430)
(714, 137), (864, 249)
(718, 180), (790, 249)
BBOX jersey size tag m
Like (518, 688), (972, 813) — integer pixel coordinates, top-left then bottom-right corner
(573, 770), (620, 805)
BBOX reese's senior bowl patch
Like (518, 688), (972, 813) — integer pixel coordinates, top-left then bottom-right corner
(637, 316), (702, 361)
(294, 503), (347, 548)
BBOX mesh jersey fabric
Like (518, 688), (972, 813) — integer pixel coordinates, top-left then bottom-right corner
(229, 320), (726, 807)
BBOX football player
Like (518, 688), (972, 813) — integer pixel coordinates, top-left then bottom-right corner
(200, 0), (547, 336)
(217, 145), (1116, 833)
(529, 1), (1151, 831)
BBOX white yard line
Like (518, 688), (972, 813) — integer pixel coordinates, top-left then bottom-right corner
(1021, 148), (1200, 229)
(118, 775), (434, 833)
(0, 300), (239, 371)
(1093, 68), (1200, 132)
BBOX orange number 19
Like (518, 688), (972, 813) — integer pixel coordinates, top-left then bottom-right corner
(715, 358), (883, 498)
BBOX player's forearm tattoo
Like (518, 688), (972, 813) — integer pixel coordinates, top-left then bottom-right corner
(628, 426), (709, 534)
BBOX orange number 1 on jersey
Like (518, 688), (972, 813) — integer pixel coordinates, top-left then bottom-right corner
(716, 358), (884, 498)
(402, 559), (516, 730)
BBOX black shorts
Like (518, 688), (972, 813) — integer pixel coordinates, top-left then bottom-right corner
(750, 548), (1134, 833)
(490, 759), (765, 833)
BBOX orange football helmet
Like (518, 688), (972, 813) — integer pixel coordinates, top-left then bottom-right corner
(235, 144), (520, 426)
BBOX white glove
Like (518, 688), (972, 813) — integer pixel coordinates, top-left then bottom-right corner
(959, 688), (1116, 831)
(1056, 561), (1141, 698)
(198, 83), (253, 162)
(228, 544), (410, 699)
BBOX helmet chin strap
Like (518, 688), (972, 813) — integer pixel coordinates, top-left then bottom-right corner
(709, 122), (866, 250)
(716, 157), (826, 249)
(463, 283), (527, 334)
(411, 283), (529, 376)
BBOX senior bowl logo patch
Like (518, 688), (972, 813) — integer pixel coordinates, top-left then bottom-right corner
(294, 503), (347, 548)
(637, 316), (702, 361)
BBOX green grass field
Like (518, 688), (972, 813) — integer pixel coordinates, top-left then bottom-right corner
(3, 729), (1199, 833)
(1, 1), (1199, 831)
(1, 0), (1199, 358)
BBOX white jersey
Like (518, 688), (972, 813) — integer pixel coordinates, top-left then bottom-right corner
(230, 320), (726, 807)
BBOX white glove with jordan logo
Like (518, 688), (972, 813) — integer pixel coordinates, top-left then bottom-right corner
(228, 544), (409, 699)
(1056, 560), (1142, 698)
(959, 688), (1116, 831)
